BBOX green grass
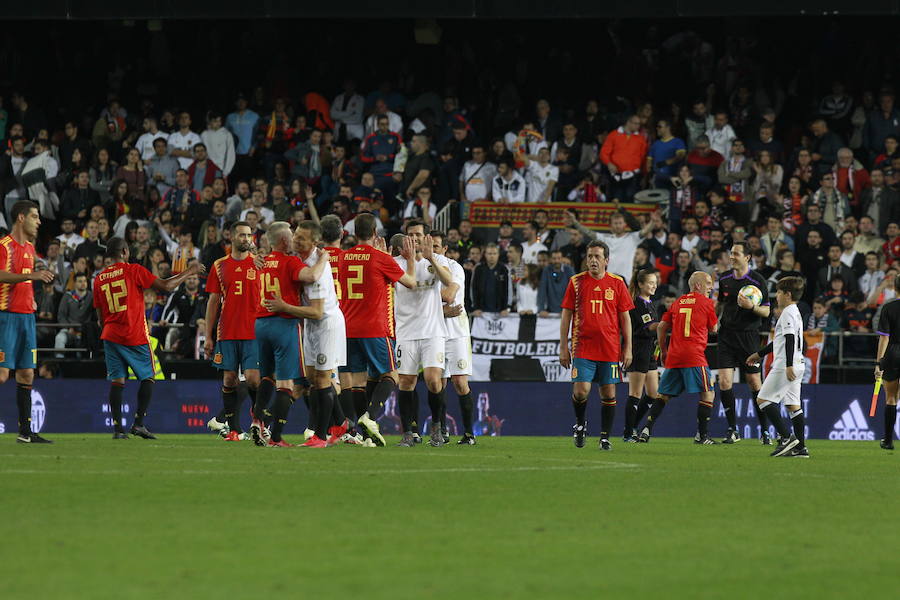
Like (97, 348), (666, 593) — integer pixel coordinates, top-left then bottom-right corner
(1, 434), (895, 598)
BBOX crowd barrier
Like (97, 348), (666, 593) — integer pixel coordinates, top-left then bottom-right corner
(1, 380), (893, 441)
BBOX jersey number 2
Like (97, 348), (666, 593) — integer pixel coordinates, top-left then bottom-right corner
(101, 280), (128, 313)
(346, 265), (364, 299)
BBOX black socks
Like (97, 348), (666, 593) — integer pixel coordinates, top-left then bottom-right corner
(398, 390), (413, 432)
(134, 379), (153, 426)
(222, 386), (238, 431)
(885, 405), (897, 443)
(600, 398), (616, 439)
(270, 387), (293, 442)
(370, 378), (395, 418)
(697, 400), (712, 437)
(255, 377), (275, 420)
(624, 395), (640, 435)
(339, 388), (356, 424)
(317, 386), (336, 439)
(751, 389), (768, 431)
(427, 390), (442, 427)
(790, 408), (806, 448)
(761, 403), (791, 439)
(645, 397), (668, 433)
(572, 395), (587, 426)
(459, 391), (474, 435)
(721, 388), (737, 429)
(16, 383), (32, 435)
(109, 382), (125, 433)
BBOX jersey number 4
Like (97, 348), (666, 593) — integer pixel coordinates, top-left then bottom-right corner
(101, 280), (128, 313)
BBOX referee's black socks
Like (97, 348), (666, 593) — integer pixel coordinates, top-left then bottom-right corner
(134, 379), (153, 426)
(645, 397), (667, 433)
(751, 388), (768, 431)
(721, 388), (737, 430)
(885, 404), (897, 443)
(108, 382), (125, 434)
(625, 395), (640, 435)
(599, 398), (616, 439)
(16, 383), (32, 435)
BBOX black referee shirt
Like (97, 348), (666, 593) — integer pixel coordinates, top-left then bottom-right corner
(630, 296), (658, 341)
(878, 298), (900, 346)
(717, 269), (770, 331)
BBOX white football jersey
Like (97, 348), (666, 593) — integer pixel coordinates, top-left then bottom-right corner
(302, 248), (341, 320)
(772, 303), (804, 370)
(393, 254), (450, 341)
(444, 258), (470, 340)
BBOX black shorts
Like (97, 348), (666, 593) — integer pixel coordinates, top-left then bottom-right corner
(629, 339), (659, 374)
(717, 330), (763, 374)
(882, 345), (900, 381)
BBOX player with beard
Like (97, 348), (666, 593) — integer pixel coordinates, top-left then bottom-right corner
(716, 241), (772, 444)
(265, 221), (348, 448)
(394, 219), (457, 447)
(204, 221), (261, 441)
(429, 232), (476, 444)
(0, 201), (56, 443)
(560, 240), (633, 450)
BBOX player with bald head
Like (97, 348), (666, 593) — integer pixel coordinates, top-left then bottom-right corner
(638, 270), (720, 444)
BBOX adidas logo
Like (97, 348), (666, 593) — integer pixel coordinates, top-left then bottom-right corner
(235, 267), (242, 272)
(594, 286), (602, 291)
(829, 400), (875, 441)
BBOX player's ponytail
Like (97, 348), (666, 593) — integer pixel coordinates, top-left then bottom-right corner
(630, 268), (658, 299)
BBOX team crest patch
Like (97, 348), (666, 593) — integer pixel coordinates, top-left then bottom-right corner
(457, 359), (468, 369)
(571, 367), (578, 378)
(605, 288), (614, 300)
(213, 353), (223, 365)
(246, 269), (257, 280)
(436, 352), (445, 363)
(317, 353), (327, 365)
(427, 265), (435, 274)
(642, 313), (652, 323)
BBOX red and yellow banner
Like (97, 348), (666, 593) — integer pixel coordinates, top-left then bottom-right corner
(468, 201), (657, 231)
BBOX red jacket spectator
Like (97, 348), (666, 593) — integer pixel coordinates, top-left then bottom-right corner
(600, 126), (648, 173)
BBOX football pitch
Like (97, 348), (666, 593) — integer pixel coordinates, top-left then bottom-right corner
(1, 435), (895, 598)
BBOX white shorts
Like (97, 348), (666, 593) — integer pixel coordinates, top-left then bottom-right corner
(759, 367), (803, 407)
(396, 337), (446, 376)
(444, 336), (472, 377)
(303, 313), (347, 371)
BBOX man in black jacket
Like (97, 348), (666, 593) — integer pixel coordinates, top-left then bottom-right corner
(471, 244), (511, 316)
(859, 168), (900, 235)
(59, 170), (100, 224)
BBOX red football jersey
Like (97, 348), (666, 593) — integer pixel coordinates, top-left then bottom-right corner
(256, 251), (305, 319)
(206, 254), (261, 340)
(561, 271), (634, 362)
(0, 235), (36, 313)
(323, 246), (344, 304)
(341, 244), (406, 338)
(93, 262), (158, 346)
(661, 292), (718, 368)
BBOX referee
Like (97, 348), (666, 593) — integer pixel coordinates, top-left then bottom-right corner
(715, 241), (772, 444)
(874, 276), (900, 450)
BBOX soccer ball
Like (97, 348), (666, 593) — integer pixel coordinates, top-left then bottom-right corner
(738, 284), (763, 306)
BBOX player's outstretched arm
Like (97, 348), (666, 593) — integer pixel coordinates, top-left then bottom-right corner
(263, 295), (323, 320)
(297, 249), (330, 283)
(559, 308), (573, 368)
(0, 268), (54, 285)
(151, 261), (205, 293)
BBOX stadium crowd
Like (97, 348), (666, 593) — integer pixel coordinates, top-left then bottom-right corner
(0, 20), (897, 363)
